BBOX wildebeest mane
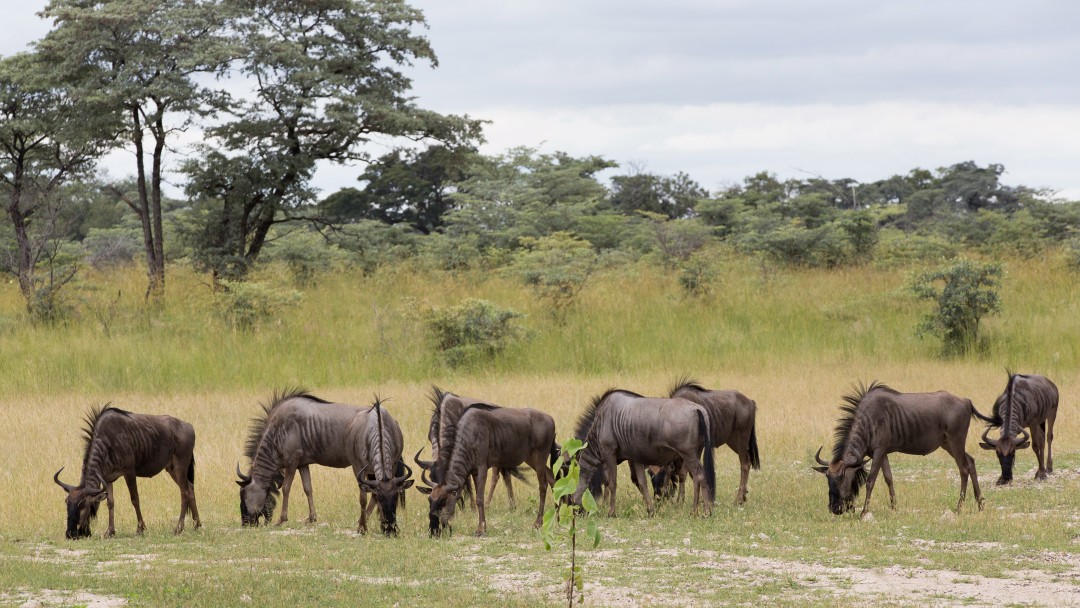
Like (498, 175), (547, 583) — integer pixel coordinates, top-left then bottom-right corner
(833, 381), (893, 494)
(575, 388), (644, 440)
(243, 387), (328, 460)
(987, 371), (1016, 429)
(433, 402), (500, 485)
(80, 404), (130, 473)
(668, 377), (707, 396)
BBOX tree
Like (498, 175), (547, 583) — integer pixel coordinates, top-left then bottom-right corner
(0, 52), (115, 318)
(910, 259), (1004, 356)
(183, 0), (484, 279)
(608, 170), (707, 219)
(38, 0), (224, 299)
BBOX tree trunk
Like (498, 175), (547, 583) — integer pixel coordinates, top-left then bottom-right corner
(130, 106), (162, 301)
(150, 110), (167, 297)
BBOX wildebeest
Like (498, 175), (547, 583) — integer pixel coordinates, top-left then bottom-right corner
(54, 405), (200, 539)
(813, 381), (992, 517)
(668, 379), (761, 505)
(416, 400), (557, 537)
(236, 388), (360, 526)
(418, 387), (524, 509)
(345, 398), (414, 535)
(979, 373), (1059, 484)
(572, 389), (716, 517)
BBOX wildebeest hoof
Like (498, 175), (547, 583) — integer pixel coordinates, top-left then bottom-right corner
(1035, 471), (1048, 481)
(995, 478), (1011, 486)
(860, 511), (874, 521)
(174, 526), (183, 535)
(104, 530), (115, 538)
(474, 529), (486, 537)
(275, 518), (287, 526)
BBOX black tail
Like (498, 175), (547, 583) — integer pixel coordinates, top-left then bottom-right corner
(549, 440), (559, 470)
(698, 410), (716, 502)
(748, 423), (761, 470)
(970, 402), (996, 424)
(187, 455), (196, 484)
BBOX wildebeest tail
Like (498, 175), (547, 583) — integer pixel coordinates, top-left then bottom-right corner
(969, 402), (996, 425)
(748, 423), (761, 470)
(187, 455), (196, 484)
(698, 410), (716, 502)
(549, 440), (560, 470)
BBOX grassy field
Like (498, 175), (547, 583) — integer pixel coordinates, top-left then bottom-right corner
(1, 255), (1078, 606)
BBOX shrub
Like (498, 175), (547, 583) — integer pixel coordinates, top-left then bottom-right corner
(909, 259), (1003, 356)
(262, 228), (350, 287)
(425, 298), (525, 367)
(82, 227), (142, 269)
(874, 229), (958, 269)
(215, 280), (302, 331)
(678, 250), (718, 297)
(512, 232), (597, 321)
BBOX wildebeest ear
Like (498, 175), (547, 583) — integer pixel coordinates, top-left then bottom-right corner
(399, 479), (415, 490)
(1015, 440), (1030, 450)
(416, 486), (432, 495)
(979, 442), (995, 450)
(812, 466), (828, 474)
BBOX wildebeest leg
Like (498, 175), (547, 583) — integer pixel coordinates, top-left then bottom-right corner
(474, 467), (488, 536)
(166, 462), (196, 534)
(1030, 423), (1048, 481)
(357, 489), (369, 534)
(629, 461), (654, 516)
(124, 474), (146, 535)
(104, 480), (117, 538)
(1045, 415), (1056, 473)
(860, 452), (885, 518)
(531, 455), (553, 529)
(604, 455), (619, 517)
(735, 442), (751, 506)
(686, 458), (712, 517)
(485, 468), (500, 507)
(298, 465), (317, 523)
(503, 469), (516, 509)
(676, 470), (686, 503)
(277, 465), (298, 525)
(879, 456), (896, 510)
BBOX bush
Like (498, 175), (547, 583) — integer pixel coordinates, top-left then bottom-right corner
(262, 228), (350, 287)
(909, 259), (1003, 356)
(82, 227), (142, 269)
(215, 280), (302, 331)
(512, 232), (597, 321)
(678, 250), (718, 297)
(874, 230), (958, 269)
(425, 298), (525, 367)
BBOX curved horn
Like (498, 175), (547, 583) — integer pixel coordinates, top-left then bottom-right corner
(1015, 428), (1030, 444)
(356, 465), (374, 483)
(980, 427), (997, 448)
(414, 448), (434, 470)
(814, 446), (829, 467)
(236, 463), (252, 484)
(421, 467), (433, 488)
(84, 474), (106, 497)
(53, 467), (76, 493)
(394, 462), (413, 484)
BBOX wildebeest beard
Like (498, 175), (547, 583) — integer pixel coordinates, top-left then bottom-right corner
(65, 494), (101, 539)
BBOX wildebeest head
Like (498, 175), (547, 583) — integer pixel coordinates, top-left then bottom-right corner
(54, 468), (106, 539)
(357, 463), (414, 536)
(415, 465), (458, 537)
(236, 464), (278, 526)
(812, 447), (868, 515)
(649, 464), (678, 501)
(979, 427), (1029, 485)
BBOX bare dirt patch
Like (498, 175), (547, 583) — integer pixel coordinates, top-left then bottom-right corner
(0, 588), (126, 607)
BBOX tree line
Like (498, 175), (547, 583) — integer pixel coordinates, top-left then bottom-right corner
(3, 1), (1080, 326)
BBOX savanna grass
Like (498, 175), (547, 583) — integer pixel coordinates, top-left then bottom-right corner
(1, 253), (1078, 606)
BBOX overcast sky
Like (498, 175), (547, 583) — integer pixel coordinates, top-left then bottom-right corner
(4, 1), (1080, 199)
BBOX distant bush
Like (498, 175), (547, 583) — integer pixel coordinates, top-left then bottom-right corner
(512, 232), (597, 321)
(910, 259), (1003, 356)
(215, 280), (302, 331)
(677, 250), (718, 297)
(262, 228), (351, 287)
(82, 227), (142, 269)
(425, 298), (525, 367)
(874, 230), (958, 269)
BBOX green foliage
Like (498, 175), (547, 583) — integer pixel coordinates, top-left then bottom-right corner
(262, 228), (350, 287)
(740, 219), (858, 268)
(910, 259), (1004, 356)
(512, 233), (598, 320)
(542, 438), (601, 607)
(609, 170), (707, 219)
(873, 229), (958, 269)
(424, 298), (525, 367)
(678, 250), (718, 297)
(214, 279), (302, 331)
(638, 212), (713, 267)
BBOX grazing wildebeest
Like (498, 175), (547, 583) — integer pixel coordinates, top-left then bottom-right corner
(236, 388), (360, 526)
(668, 379), (761, 505)
(54, 405), (200, 539)
(416, 402), (556, 537)
(345, 398), (414, 535)
(417, 387), (523, 509)
(813, 381), (992, 517)
(572, 389), (716, 517)
(979, 373), (1059, 484)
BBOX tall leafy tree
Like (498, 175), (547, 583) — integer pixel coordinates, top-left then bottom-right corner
(0, 52), (116, 317)
(38, 0), (225, 299)
(609, 170), (708, 219)
(183, 0), (484, 279)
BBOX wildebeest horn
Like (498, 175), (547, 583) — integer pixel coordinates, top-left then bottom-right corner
(394, 463), (413, 484)
(236, 463), (252, 484)
(53, 468), (76, 493)
(1015, 428), (1030, 444)
(414, 448), (434, 470)
(814, 446), (829, 466)
(356, 465), (377, 483)
(420, 467), (433, 488)
(980, 427), (997, 448)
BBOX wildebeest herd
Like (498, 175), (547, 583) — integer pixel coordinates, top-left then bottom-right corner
(53, 373), (1060, 539)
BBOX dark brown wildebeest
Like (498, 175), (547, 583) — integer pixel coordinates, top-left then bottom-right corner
(416, 402), (556, 537)
(572, 389), (716, 517)
(417, 387), (523, 509)
(668, 379), (761, 505)
(345, 398), (414, 535)
(979, 373), (1059, 484)
(813, 381), (993, 517)
(54, 405), (200, 539)
(236, 388), (360, 526)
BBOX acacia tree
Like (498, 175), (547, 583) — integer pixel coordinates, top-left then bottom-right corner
(182, 0), (484, 280)
(38, 0), (225, 299)
(0, 52), (116, 318)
